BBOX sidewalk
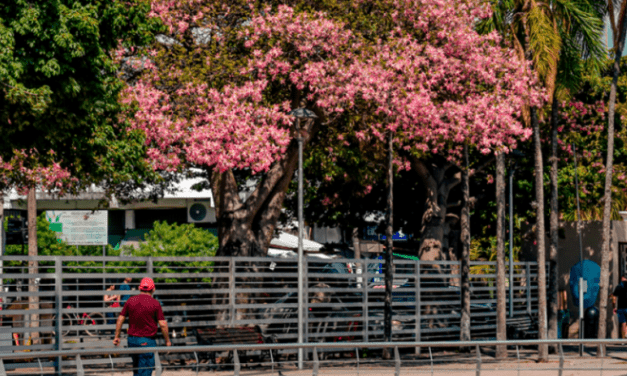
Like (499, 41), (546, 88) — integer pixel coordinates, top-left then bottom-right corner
(80, 357), (627, 376)
(77, 354), (627, 376)
(6, 346), (627, 376)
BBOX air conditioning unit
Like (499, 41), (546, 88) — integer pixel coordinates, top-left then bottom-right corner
(187, 201), (216, 223)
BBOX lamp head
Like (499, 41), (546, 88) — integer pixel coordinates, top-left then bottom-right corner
(289, 108), (317, 119)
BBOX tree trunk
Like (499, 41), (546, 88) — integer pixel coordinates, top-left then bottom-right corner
(208, 113), (319, 323)
(383, 130), (394, 359)
(460, 145), (471, 344)
(496, 153), (507, 358)
(548, 96), (560, 348)
(211, 116), (319, 257)
(412, 157), (461, 262)
(598, 5), (627, 353)
(27, 188), (39, 345)
(532, 107), (549, 361)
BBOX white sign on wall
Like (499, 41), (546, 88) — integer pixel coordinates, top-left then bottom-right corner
(45, 210), (108, 245)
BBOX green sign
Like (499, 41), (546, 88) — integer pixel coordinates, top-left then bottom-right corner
(45, 210), (108, 245)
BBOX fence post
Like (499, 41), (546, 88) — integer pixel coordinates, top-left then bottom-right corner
(55, 257), (62, 376)
(394, 346), (401, 376)
(475, 345), (481, 376)
(516, 345), (520, 376)
(558, 343), (564, 376)
(154, 351), (162, 376)
(526, 264), (532, 315)
(76, 354), (84, 376)
(233, 349), (240, 376)
(312, 347), (319, 376)
(429, 346), (434, 376)
(229, 258), (235, 326)
(147, 257), (153, 275)
(415, 260), (421, 355)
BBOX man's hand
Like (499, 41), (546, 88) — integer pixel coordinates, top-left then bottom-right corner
(113, 315), (126, 346)
(158, 319), (171, 346)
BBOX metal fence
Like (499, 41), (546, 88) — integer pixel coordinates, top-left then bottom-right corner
(0, 256), (546, 359)
(0, 339), (624, 376)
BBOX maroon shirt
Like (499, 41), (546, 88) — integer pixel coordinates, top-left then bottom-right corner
(119, 294), (165, 338)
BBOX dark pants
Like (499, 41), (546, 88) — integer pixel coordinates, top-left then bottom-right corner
(127, 336), (156, 376)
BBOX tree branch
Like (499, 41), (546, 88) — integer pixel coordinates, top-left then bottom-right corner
(470, 156), (496, 177)
(244, 108), (324, 221)
(210, 168), (243, 224)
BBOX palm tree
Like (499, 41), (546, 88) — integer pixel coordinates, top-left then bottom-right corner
(478, 0), (605, 361)
(598, 0), (627, 355)
(549, 0), (605, 349)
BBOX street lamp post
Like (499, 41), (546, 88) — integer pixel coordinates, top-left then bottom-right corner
(290, 108), (317, 370)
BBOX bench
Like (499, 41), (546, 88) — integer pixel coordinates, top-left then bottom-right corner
(506, 314), (538, 340)
(193, 326), (276, 366)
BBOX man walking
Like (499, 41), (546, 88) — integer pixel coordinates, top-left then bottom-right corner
(612, 275), (627, 339)
(113, 277), (171, 376)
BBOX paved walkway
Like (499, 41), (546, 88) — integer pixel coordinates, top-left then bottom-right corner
(71, 358), (627, 376)
(6, 346), (627, 376)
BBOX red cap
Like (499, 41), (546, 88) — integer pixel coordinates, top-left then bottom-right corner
(139, 277), (155, 291)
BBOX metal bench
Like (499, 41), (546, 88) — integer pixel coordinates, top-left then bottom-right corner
(506, 314), (538, 340)
(193, 326), (276, 366)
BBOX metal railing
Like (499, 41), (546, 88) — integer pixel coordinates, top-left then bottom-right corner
(0, 256), (547, 363)
(0, 338), (624, 376)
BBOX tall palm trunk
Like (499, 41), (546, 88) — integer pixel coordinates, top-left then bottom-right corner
(598, 5), (627, 353)
(549, 97), (560, 347)
(496, 153), (507, 359)
(532, 107), (549, 361)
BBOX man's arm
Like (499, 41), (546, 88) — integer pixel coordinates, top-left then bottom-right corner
(113, 316), (126, 346)
(158, 320), (171, 346)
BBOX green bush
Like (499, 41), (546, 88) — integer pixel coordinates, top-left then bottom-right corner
(127, 221), (218, 283)
(2, 215), (218, 282)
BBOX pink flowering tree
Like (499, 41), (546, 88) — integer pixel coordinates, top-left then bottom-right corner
(295, 0), (543, 262)
(126, 0), (541, 263)
(123, 2), (371, 258)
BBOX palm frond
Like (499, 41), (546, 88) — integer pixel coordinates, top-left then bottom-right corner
(554, 0), (606, 64)
(556, 33), (584, 94)
(527, 5), (562, 83)
(476, 0), (516, 36)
